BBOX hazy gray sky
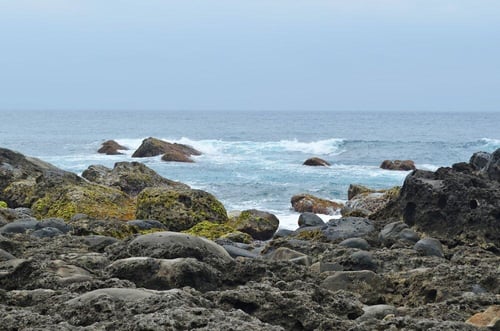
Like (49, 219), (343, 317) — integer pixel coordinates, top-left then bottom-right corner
(1, 0), (499, 111)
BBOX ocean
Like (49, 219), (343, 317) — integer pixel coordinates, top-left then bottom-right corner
(1, 110), (499, 229)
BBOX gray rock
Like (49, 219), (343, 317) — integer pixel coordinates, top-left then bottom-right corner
(127, 231), (233, 264)
(470, 151), (491, 170)
(487, 148), (500, 181)
(222, 244), (259, 259)
(107, 257), (220, 291)
(126, 219), (166, 230)
(310, 261), (343, 273)
(273, 229), (294, 238)
(322, 217), (375, 241)
(228, 209), (279, 241)
(83, 235), (119, 252)
(0, 219), (38, 234)
(358, 304), (397, 321)
(35, 218), (72, 233)
(321, 270), (385, 304)
(414, 238), (444, 258)
(379, 221), (420, 247)
(339, 237), (370, 250)
(0, 248), (15, 261)
(31, 227), (64, 238)
(348, 251), (377, 271)
(303, 157), (330, 167)
(267, 247), (312, 266)
(298, 212), (325, 228)
(66, 288), (159, 307)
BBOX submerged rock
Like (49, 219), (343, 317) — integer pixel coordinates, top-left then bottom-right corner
(97, 140), (128, 155)
(131, 137), (201, 162)
(380, 159), (416, 171)
(303, 157), (330, 167)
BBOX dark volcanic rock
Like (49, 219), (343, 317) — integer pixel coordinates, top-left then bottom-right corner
(131, 137), (201, 162)
(97, 140), (128, 155)
(298, 212), (325, 228)
(375, 150), (500, 246)
(82, 161), (188, 196)
(322, 217), (375, 242)
(470, 151), (491, 171)
(380, 159), (416, 171)
(303, 157), (330, 167)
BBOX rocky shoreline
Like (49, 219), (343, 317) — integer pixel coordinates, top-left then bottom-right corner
(0, 147), (499, 330)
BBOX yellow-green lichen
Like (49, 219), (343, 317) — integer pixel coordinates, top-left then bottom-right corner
(295, 229), (327, 242)
(182, 221), (237, 240)
(0, 201), (7, 208)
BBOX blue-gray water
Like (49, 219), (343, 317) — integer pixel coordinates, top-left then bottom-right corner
(1, 110), (499, 228)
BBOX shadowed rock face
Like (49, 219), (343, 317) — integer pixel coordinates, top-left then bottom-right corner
(131, 137), (201, 162)
(375, 149), (500, 247)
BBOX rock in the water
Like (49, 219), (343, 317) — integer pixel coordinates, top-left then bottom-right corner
(161, 150), (195, 163)
(131, 137), (201, 162)
(380, 159), (416, 171)
(298, 212), (325, 228)
(127, 231), (233, 264)
(322, 217), (375, 241)
(414, 238), (444, 258)
(135, 187), (228, 232)
(228, 209), (279, 240)
(303, 157), (330, 166)
(82, 161), (188, 196)
(97, 140), (128, 155)
(107, 257), (220, 291)
(291, 194), (343, 215)
(379, 221), (420, 247)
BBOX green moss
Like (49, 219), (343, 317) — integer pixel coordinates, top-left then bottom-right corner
(295, 229), (327, 242)
(182, 221), (237, 240)
(32, 184), (136, 221)
(0, 201), (7, 208)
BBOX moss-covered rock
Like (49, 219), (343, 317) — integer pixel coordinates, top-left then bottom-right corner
(70, 216), (138, 239)
(183, 221), (252, 243)
(135, 187), (228, 232)
(32, 183), (136, 221)
(0, 201), (7, 209)
(227, 209), (279, 241)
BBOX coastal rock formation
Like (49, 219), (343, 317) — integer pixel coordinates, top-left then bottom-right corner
(228, 209), (279, 240)
(303, 157), (330, 167)
(374, 149), (500, 247)
(82, 162), (188, 196)
(342, 186), (400, 218)
(131, 137), (201, 162)
(291, 193), (343, 215)
(97, 140), (128, 155)
(380, 159), (416, 171)
(135, 187), (228, 232)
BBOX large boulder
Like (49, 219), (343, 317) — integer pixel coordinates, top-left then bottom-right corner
(303, 157), (330, 167)
(97, 140), (128, 155)
(131, 137), (201, 162)
(291, 194), (343, 215)
(375, 149), (500, 246)
(82, 162), (188, 196)
(135, 187), (228, 231)
(227, 209), (279, 240)
(380, 159), (416, 171)
(342, 187), (400, 218)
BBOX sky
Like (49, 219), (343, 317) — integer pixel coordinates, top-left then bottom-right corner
(0, 0), (499, 112)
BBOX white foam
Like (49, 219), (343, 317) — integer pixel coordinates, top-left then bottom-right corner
(277, 138), (345, 155)
(275, 212), (341, 230)
(480, 138), (500, 150)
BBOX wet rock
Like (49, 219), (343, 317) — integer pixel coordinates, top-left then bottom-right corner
(107, 257), (220, 291)
(82, 161), (188, 196)
(414, 238), (444, 258)
(97, 140), (128, 155)
(339, 237), (370, 250)
(380, 159), (416, 171)
(131, 137), (201, 161)
(379, 221), (420, 247)
(161, 150), (195, 163)
(303, 157), (330, 166)
(228, 209), (279, 240)
(136, 187), (228, 232)
(127, 231), (233, 265)
(298, 212), (325, 228)
(291, 194), (343, 215)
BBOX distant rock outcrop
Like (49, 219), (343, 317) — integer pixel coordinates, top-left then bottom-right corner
(380, 159), (416, 171)
(303, 157), (330, 167)
(98, 140), (128, 155)
(132, 137), (201, 162)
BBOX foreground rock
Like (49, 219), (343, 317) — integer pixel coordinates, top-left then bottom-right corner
(380, 159), (416, 171)
(132, 137), (201, 162)
(291, 194), (343, 215)
(97, 140), (128, 155)
(82, 161), (188, 196)
(303, 157), (330, 167)
(374, 149), (500, 247)
(136, 187), (228, 231)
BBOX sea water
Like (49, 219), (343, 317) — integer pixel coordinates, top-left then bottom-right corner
(1, 110), (499, 229)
